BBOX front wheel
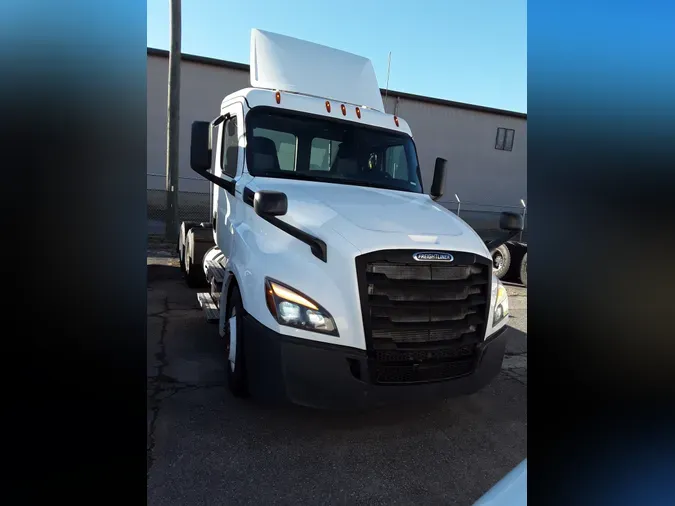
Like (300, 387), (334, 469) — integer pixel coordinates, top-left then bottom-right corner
(224, 286), (249, 397)
(492, 244), (511, 279)
(519, 252), (527, 287)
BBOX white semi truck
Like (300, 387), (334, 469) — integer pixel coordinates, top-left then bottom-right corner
(178, 29), (523, 409)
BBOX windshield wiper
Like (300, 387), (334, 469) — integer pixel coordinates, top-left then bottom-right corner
(253, 171), (418, 193)
(333, 178), (417, 193)
(254, 171), (331, 183)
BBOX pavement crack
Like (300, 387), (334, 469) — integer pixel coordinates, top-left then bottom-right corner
(147, 311), (170, 318)
(156, 382), (227, 399)
(147, 294), (170, 476)
(501, 369), (527, 386)
(147, 293), (226, 475)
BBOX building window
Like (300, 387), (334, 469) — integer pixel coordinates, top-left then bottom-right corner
(495, 127), (515, 151)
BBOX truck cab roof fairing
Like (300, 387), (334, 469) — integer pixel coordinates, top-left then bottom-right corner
(249, 29), (385, 113)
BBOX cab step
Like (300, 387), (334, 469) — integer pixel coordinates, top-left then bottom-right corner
(197, 292), (219, 323)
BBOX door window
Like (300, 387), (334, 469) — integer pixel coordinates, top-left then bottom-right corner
(221, 116), (239, 177)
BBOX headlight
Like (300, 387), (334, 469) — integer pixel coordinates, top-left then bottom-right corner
(493, 281), (509, 326)
(264, 278), (338, 336)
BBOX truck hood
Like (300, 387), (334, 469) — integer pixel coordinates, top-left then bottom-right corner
(248, 178), (492, 259)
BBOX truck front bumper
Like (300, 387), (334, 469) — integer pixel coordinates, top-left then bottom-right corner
(243, 314), (509, 410)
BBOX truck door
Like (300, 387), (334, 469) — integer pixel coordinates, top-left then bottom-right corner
(214, 102), (244, 261)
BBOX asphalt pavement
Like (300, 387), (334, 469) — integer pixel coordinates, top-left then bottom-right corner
(147, 248), (527, 506)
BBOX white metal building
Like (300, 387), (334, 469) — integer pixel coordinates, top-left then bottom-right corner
(147, 48), (526, 213)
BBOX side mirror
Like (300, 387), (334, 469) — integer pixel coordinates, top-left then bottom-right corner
(430, 157), (446, 201)
(486, 212), (524, 253)
(190, 121), (212, 172)
(499, 212), (524, 232)
(254, 191), (288, 217)
(189, 119), (237, 194)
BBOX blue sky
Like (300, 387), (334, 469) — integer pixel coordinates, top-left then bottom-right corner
(147, 0), (527, 113)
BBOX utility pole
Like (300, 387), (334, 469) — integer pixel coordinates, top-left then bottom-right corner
(165, 0), (181, 242)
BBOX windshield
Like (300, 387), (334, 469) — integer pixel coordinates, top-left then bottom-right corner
(245, 107), (423, 194)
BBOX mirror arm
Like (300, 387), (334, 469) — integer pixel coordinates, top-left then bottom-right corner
(259, 213), (327, 262)
(211, 114), (227, 127)
(206, 113), (229, 167)
(191, 113), (236, 195)
(192, 166), (236, 195)
(242, 186), (327, 262)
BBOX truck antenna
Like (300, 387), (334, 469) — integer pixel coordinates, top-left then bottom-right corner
(384, 51), (392, 112)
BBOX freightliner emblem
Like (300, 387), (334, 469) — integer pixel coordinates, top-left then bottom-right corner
(412, 252), (454, 262)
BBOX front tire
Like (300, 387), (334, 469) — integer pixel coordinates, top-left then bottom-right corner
(492, 244), (511, 279)
(224, 286), (249, 397)
(519, 252), (527, 287)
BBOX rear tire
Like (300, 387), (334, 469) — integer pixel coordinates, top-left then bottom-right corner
(185, 232), (207, 288)
(492, 244), (511, 279)
(519, 252), (527, 287)
(224, 286), (249, 397)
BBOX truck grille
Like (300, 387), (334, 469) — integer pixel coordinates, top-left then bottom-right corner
(355, 250), (492, 385)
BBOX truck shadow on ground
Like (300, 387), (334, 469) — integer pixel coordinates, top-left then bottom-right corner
(504, 326), (527, 355)
(147, 263), (183, 282)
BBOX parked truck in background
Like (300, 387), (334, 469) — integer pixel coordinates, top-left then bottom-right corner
(431, 204), (527, 287)
(177, 29), (524, 409)
(446, 213), (527, 287)
(492, 241), (527, 286)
